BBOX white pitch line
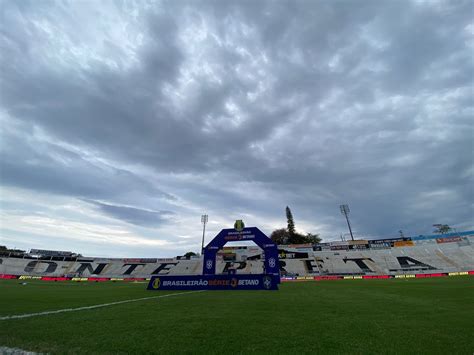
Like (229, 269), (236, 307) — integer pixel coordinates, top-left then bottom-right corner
(0, 290), (205, 321)
(0, 346), (42, 354)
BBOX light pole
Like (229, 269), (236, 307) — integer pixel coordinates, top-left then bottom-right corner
(201, 214), (208, 254)
(340, 204), (354, 241)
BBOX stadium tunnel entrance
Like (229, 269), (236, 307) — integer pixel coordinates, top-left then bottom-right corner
(202, 226), (280, 282)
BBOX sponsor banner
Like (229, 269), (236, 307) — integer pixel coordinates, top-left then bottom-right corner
(411, 235), (438, 241)
(348, 240), (368, 245)
(448, 272), (469, 276)
(87, 277), (109, 282)
(331, 241), (349, 246)
(281, 244), (313, 252)
(0, 274), (18, 279)
(313, 243), (331, 251)
(411, 231), (473, 241)
(19, 275), (42, 280)
(296, 276), (314, 281)
(436, 236), (462, 244)
(415, 273), (447, 278)
(394, 241), (414, 247)
(331, 240), (371, 250)
(351, 244), (369, 250)
(72, 277), (88, 282)
(148, 274), (279, 291)
(330, 245), (350, 250)
(314, 276), (343, 280)
(278, 250), (309, 259)
(362, 275), (392, 279)
(369, 237), (412, 247)
(41, 277), (70, 281)
(222, 229), (256, 242)
(123, 258), (158, 263)
(223, 234), (256, 241)
(369, 242), (391, 249)
(369, 238), (403, 244)
(30, 249), (73, 256)
(413, 239), (436, 245)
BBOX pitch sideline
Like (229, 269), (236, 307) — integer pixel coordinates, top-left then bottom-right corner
(0, 290), (206, 321)
(0, 346), (42, 354)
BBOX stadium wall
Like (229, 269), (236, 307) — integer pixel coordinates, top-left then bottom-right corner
(1, 232), (473, 279)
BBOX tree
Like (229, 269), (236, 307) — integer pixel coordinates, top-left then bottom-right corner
(271, 230), (321, 245)
(184, 251), (197, 258)
(0, 245), (25, 253)
(270, 228), (290, 245)
(305, 233), (322, 244)
(287, 231), (307, 244)
(433, 224), (452, 234)
(286, 206), (295, 236)
(270, 207), (322, 245)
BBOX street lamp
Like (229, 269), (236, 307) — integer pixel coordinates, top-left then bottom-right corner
(201, 214), (208, 254)
(340, 204), (354, 241)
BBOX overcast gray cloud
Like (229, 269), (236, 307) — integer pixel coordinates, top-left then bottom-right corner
(0, 0), (473, 257)
(85, 199), (175, 227)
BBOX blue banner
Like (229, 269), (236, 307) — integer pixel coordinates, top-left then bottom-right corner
(147, 274), (279, 291)
(202, 227), (280, 282)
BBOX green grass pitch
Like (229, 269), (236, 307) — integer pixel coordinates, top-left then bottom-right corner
(0, 277), (473, 354)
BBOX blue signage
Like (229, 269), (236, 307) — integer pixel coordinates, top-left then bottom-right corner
(202, 226), (280, 283)
(146, 224), (280, 292)
(147, 274), (279, 291)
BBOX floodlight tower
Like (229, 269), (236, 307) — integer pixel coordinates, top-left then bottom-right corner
(340, 204), (354, 241)
(201, 214), (208, 254)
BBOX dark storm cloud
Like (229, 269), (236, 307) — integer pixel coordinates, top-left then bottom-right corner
(86, 200), (174, 227)
(0, 0), (472, 244)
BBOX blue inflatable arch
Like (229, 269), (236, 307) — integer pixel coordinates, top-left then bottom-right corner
(202, 227), (280, 282)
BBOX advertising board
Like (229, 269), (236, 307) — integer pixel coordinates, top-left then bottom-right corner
(147, 274), (279, 291)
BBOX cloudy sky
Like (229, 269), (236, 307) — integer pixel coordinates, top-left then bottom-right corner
(0, 0), (473, 257)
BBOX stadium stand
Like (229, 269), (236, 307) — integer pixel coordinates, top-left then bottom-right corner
(1, 231), (473, 279)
